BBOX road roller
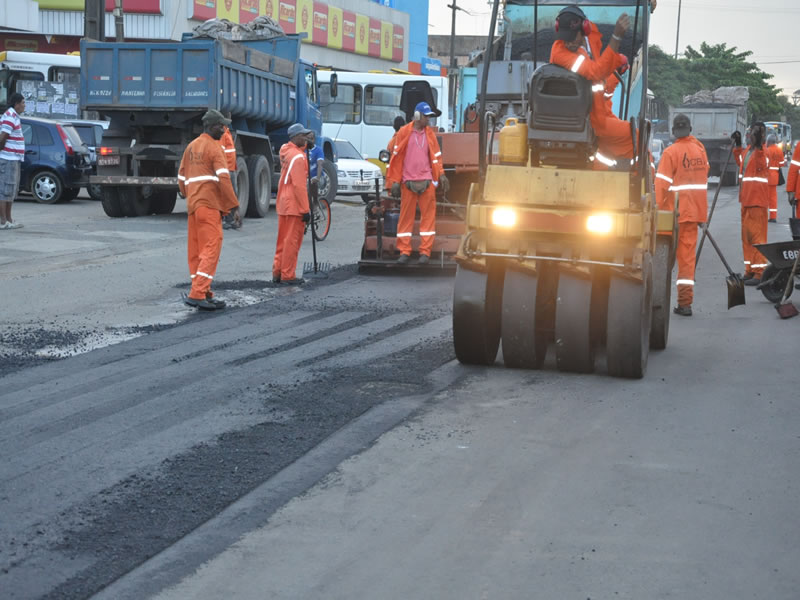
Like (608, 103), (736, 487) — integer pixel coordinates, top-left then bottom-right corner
(452, 0), (676, 378)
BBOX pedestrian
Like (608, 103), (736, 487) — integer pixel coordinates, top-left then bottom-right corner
(220, 114), (241, 230)
(732, 123), (770, 285)
(0, 93), (26, 229)
(385, 101), (449, 265)
(765, 134), (785, 223)
(306, 130), (325, 186)
(177, 109), (241, 310)
(387, 115), (405, 152)
(272, 122), (311, 285)
(655, 113), (709, 317)
(787, 141), (800, 219)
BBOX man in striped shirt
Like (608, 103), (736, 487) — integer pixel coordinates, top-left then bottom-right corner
(0, 93), (26, 229)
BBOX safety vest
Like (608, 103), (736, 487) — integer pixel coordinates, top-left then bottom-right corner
(655, 135), (710, 223)
(734, 146), (770, 208)
(177, 133), (238, 215)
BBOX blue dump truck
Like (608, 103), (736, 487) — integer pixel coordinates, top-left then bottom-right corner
(80, 32), (337, 218)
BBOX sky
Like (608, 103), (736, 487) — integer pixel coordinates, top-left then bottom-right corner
(428, 0), (800, 99)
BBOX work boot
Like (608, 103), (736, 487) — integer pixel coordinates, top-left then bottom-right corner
(673, 305), (692, 317)
(742, 272), (754, 281)
(281, 278), (305, 285)
(272, 275), (281, 283)
(184, 296), (218, 311)
(205, 295), (226, 309)
(744, 276), (761, 286)
(418, 254), (430, 265)
(397, 254), (410, 265)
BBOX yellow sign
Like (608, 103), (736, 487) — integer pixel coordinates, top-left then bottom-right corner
(380, 21), (393, 60)
(38, 0), (85, 8)
(355, 14), (369, 56)
(262, 0), (278, 19)
(218, 0), (239, 21)
(327, 5), (343, 50)
(296, 0), (313, 42)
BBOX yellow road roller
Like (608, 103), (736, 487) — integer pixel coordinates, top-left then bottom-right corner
(452, 0), (675, 378)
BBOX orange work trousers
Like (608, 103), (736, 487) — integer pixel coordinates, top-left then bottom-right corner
(741, 206), (768, 277)
(768, 186), (778, 220)
(397, 182), (436, 256)
(594, 114), (634, 160)
(273, 214), (305, 280)
(188, 205), (224, 300)
(677, 222), (700, 307)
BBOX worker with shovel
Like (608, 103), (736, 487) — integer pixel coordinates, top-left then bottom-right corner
(733, 123), (770, 286)
(655, 113), (709, 317)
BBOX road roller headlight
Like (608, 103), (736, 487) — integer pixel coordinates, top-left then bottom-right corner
(491, 207), (517, 228)
(586, 213), (614, 234)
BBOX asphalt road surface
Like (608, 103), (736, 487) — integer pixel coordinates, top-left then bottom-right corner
(1, 187), (798, 600)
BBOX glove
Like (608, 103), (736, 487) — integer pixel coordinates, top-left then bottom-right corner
(788, 191), (796, 205)
(391, 182), (401, 198)
(731, 131), (742, 147)
(617, 54), (629, 74)
(302, 212), (311, 223)
(231, 208), (242, 229)
(439, 174), (450, 194)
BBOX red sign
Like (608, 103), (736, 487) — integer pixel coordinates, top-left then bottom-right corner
(368, 17), (381, 58)
(342, 10), (356, 53)
(240, 0), (259, 23)
(312, 3), (328, 46)
(392, 24), (404, 62)
(104, 0), (161, 13)
(279, 0), (297, 34)
(192, 0), (216, 21)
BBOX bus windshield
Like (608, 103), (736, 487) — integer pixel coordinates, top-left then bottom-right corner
(0, 68), (45, 108)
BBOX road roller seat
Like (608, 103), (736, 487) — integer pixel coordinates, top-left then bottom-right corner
(527, 64), (596, 168)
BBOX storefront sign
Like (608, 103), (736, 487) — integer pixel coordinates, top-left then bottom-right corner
(217, 0), (239, 22)
(38, 0), (161, 12)
(342, 10), (356, 53)
(327, 5), (342, 50)
(420, 56), (441, 76)
(239, 0), (259, 23)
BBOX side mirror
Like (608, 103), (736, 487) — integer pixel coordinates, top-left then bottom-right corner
(378, 149), (391, 163)
(330, 73), (338, 99)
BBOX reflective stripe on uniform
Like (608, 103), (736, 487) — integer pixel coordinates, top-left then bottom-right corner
(216, 168), (229, 176)
(676, 279), (695, 286)
(752, 263), (768, 268)
(396, 232), (413, 237)
(669, 184), (708, 191)
(196, 271), (213, 280)
(178, 174), (186, 181)
(185, 175), (219, 184)
(593, 152), (617, 167)
(283, 153), (305, 185)
(224, 148), (236, 153)
(571, 55), (586, 72)
(591, 83), (605, 92)
(792, 160), (800, 167)
(656, 173), (674, 183)
(434, 151), (442, 157)
(419, 231), (436, 236)
(742, 177), (768, 183)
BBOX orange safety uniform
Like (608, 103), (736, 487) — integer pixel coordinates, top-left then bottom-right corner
(766, 143), (785, 221)
(734, 145), (770, 277)
(550, 22), (633, 165)
(655, 135), (709, 307)
(387, 131), (398, 152)
(220, 126), (237, 171)
(386, 122), (445, 257)
(272, 141), (309, 280)
(178, 133), (239, 301)
(787, 143), (800, 219)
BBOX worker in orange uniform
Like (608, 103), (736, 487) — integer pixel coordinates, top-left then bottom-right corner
(765, 134), (785, 223)
(732, 123), (770, 285)
(178, 109), (240, 310)
(787, 140), (800, 219)
(272, 122), (311, 285)
(549, 5), (633, 167)
(386, 101), (449, 265)
(220, 117), (240, 230)
(655, 114), (709, 317)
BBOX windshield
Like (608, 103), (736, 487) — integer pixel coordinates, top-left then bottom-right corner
(60, 124), (88, 151)
(334, 140), (363, 160)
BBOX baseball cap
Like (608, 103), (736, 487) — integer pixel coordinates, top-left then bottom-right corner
(672, 113), (691, 138)
(555, 6), (587, 42)
(415, 101), (439, 117)
(201, 109), (231, 126)
(287, 122), (312, 138)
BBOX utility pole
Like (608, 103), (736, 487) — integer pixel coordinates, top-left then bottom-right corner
(448, 2), (469, 129)
(114, 0), (125, 42)
(84, 0), (105, 41)
(674, 0), (682, 59)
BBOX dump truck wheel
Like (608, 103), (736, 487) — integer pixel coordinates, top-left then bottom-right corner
(650, 237), (673, 350)
(152, 190), (177, 215)
(501, 268), (547, 369)
(453, 264), (503, 365)
(235, 157), (250, 217)
(554, 271), (595, 373)
(101, 187), (124, 217)
(607, 257), (653, 379)
(119, 187), (151, 217)
(245, 155), (271, 218)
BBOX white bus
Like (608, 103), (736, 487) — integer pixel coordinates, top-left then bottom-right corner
(765, 121), (792, 157)
(318, 71), (450, 168)
(0, 51), (81, 107)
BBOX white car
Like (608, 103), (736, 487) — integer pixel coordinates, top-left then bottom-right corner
(334, 139), (384, 202)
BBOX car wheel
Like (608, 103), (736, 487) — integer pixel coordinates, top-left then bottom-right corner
(31, 170), (63, 204)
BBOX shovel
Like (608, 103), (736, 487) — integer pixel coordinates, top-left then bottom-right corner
(701, 224), (746, 309)
(696, 147), (733, 264)
(775, 252), (800, 319)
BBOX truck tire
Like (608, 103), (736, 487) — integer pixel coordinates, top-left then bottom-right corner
(61, 187), (80, 202)
(151, 190), (177, 214)
(318, 159), (338, 205)
(119, 187), (151, 217)
(101, 187), (125, 218)
(245, 155), (271, 218)
(235, 157), (250, 217)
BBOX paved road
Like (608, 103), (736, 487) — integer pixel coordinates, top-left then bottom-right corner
(1, 187), (798, 599)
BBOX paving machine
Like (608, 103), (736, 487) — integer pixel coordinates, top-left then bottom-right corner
(452, 0), (675, 378)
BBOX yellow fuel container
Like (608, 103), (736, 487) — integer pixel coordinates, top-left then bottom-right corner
(498, 117), (528, 165)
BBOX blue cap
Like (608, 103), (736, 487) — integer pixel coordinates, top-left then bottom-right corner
(415, 101), (437, 117)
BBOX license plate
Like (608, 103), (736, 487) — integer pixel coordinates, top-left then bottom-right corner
(357, 181), (373, 187)
(98, 155), (121, 166)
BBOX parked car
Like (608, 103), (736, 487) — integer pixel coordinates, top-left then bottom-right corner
(650, 137), (664, 168)
(67, 119), (109, 201)
(333, 139), (384, 202)
(20, 117), (92, 204)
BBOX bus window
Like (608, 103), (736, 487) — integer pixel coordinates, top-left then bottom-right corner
(49, 66), (79, 86)
(364, 85), (404, 126)
(0, 69), (44, 107)
(320, 83), (362, 124)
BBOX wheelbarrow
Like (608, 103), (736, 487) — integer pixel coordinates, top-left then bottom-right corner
(754, 239), (800, 304)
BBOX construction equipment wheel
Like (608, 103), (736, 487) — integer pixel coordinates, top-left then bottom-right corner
(235, 157), (250, 217)
(101, 186), (124, 217)
(119, 187), (151, 217)
(554, 271), (595, 373)
(151, 190), (177, 214)
(650, 236), (674, 350)
(453, 264), (503, 365)
(245, 155), (271, 218)
(501, 268), (547, 369)
(758, 264), (791, 303)
(606, 257), (653, 379)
